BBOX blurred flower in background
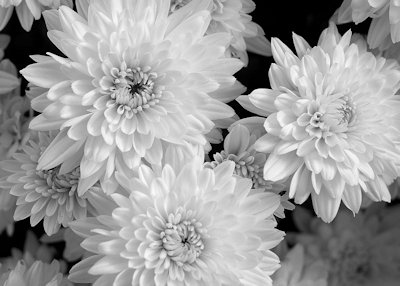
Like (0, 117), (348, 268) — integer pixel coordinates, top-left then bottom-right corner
(272, 244), (329, 286)
(292, 205), (400, 286)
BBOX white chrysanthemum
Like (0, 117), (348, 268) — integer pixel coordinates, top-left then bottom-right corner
(0, 259), (71, 286)
(272, 244), (328, 286)
(293, 205), (400, 286)
(335, 0), (400, 50)
(237, 24), (400, 223)
(0, 0), (72, 31)
(205, 122), (294, 218)
(0, 131), (102, 235)
(69, 157), (284, 286)
(21, 0), (245, 195)
(169, 0), (271, 65)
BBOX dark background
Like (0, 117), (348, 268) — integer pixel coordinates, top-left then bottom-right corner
(0, 0), (369, 259)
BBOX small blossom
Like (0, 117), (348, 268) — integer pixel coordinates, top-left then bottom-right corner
(238, 24), (400, 222)
(69, 157), (284, 285)
(0, 0), (73, 31)
(205, 122), (294, 218)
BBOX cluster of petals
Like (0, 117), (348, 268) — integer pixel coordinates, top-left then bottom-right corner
(293, 205), (400, 286)
(335, 0), (400, 50)
(69, 157), (284, 286)
(21, 0), (245, 195)
(0, 130), (101, 235)
(0, 259), (71, 286)
(169, 0), (271, 65)
(0, 0), (72, 31)
(238, 24), (400, 222)
(205, 122), (294, 218)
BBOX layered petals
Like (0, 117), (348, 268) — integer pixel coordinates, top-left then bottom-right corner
(238, 24), (400, 222)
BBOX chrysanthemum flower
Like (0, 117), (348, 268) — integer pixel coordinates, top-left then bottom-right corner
(237, 24), (400, 222)
(21, 0), (245, 195)
(0, 130), (103, 235)
(335, 0), (400, 50)
(169, 0), (271, 65)
(69, 157), (284, 285)
(205, 122), (294, 218)
(0, 0), (72, 31)
(293, 205), (400, 286)
(272, 244), (328, 286)
(0, 259), (71, 286)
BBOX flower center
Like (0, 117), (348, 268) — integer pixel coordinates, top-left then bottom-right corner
(109, 66), (163, 118)
(302, 96), (356, 137)
(36, 166), (80, 198)
(160, 209), (205, 266)
(325, 96), (355, 127)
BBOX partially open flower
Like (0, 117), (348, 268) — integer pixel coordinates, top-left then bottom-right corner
(205, 122), (294, 218)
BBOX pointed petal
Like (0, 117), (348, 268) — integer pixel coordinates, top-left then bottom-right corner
(263, 151), (303, 181)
